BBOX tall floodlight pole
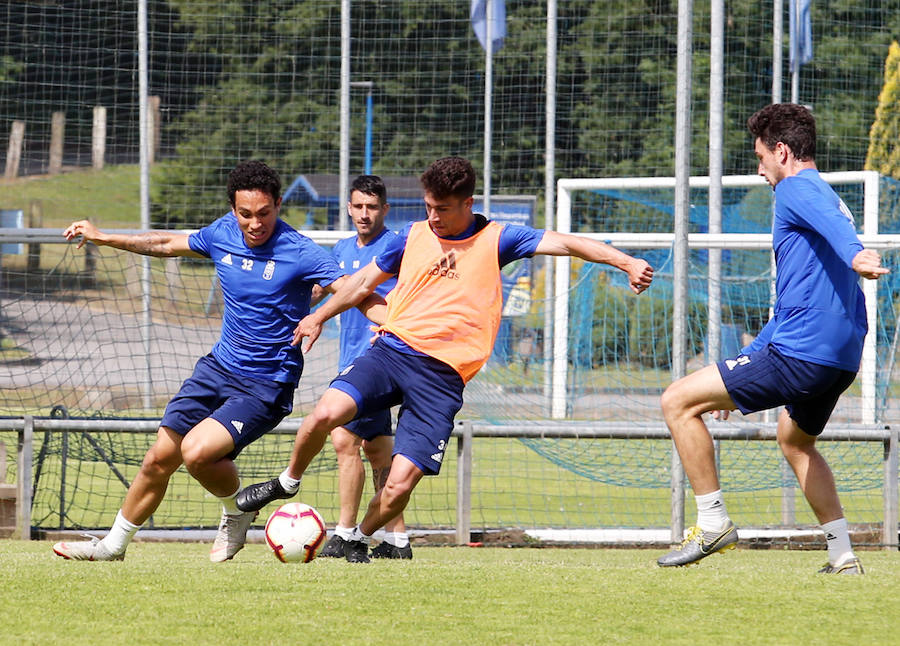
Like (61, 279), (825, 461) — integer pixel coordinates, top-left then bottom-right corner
(338, 0), (351, 231)
(482, 0), (494, 219)
(773, 0), (783, 103)
(708, 0), (725, 499)
(708, 0), (723, 366)
(544, 0), (557, 416)
(137, 0), (152, 410)
(671, 0), (694, 543)
(790, 0), (799, 103)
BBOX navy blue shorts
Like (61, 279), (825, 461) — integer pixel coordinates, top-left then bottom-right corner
(161, 354), (295, 459)
(329, 338), (464, 475)
(343, 408), (393, 441)
(717, 344), (856, 436)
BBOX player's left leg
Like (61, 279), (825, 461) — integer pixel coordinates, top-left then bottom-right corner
(777, 407), (863, 574)
(340, 455), (423, 563)
(364, 435), (413, 559)
(180, 417), (259, 562)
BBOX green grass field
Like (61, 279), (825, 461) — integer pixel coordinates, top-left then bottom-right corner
(1, 540), (898, 645)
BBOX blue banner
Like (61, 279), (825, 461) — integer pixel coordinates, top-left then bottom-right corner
(789, 0), (813, 73)
(470, 0), (506, 52)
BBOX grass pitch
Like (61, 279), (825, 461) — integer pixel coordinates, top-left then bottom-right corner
(2, 540), (898, 645)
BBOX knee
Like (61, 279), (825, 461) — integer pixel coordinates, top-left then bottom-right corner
(381, 478), (413, 506)
(180, 435), (216, 474)
(310, 398), (353, 431)
(777, 435), (811, 461)
(660, 382), (685, 423)
(331, 431), (361, 459)
(140, 444), (180, 480)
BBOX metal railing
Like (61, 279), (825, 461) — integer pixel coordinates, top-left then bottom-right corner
(1, 416), (896, 549)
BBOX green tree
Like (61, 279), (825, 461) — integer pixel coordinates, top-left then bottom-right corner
(865, 41), (900, 179)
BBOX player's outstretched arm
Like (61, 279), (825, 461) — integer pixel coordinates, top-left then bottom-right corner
(292, 262), (393, 352)
(63, 220), (201, 258)
(534, 230), (654, 294)
(852, 249), (890, 280)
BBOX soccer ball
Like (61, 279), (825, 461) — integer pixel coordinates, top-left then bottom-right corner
(264, 502), (327, 563)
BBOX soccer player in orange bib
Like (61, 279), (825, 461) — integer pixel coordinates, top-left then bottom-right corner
(237, 156), (654, 562)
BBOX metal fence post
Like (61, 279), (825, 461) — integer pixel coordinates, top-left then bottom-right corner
(17, 416), (33, 540)
(883, 427), (898, 550)
(456, 422), (473, 545)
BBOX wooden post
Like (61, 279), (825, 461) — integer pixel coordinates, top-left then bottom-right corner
(27, 200), (42, 272)
(49, 111), (65, 175)
(147, 95), (161, 164)
(92, 106), (107, 170)
(4, 120), (25, 179)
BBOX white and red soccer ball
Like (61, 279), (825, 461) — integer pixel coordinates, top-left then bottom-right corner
(264, 502), (327, 563)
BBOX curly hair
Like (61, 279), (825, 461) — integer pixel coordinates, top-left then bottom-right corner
(420, 156), (476, 199)
(747, 103), (816, 161)
(227, 160), (282, 206)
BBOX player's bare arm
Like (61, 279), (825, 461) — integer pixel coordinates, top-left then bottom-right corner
(851, 249), (890, 280)
(309, 279), (386, 322)
(63, 220), (201, 258)
(292, 262), (393, 351)
(535, 230), (654, 294)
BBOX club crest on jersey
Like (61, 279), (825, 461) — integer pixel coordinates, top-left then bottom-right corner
(263, 260), (275, 280)
(429, 250), (460, 280)
(724, 355), (751, 371)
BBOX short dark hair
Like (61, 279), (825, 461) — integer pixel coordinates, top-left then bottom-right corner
(420, 156), (476, 199)
(227, 160), (282, 206)
(747, 103), (816, 161)
(350, 174), (387, 204)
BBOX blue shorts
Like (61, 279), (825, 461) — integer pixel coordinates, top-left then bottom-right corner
(329, 338), (464, 475)
(161, 354), (295, 459)
(717, 344), (856, 436)
(343, 408), (393, 441)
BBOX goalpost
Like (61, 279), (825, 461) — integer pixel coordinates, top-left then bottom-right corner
(553, 171), (893, 423)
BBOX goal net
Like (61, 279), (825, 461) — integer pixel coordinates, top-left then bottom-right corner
(2, 172), (899, 541)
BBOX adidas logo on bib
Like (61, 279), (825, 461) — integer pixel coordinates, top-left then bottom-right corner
(231, 420), (244, 433)
(431, 451), (444, 463)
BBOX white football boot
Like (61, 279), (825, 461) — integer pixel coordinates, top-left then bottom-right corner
(209, 510), (258, 562)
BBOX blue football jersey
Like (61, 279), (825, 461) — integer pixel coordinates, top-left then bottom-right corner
(189, 214), (343, 384)
(742, 169), (867, 371)
(332, 228), (398, 370)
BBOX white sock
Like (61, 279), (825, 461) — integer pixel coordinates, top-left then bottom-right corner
(822, 517), (854, 566)
(217, 482), (242, 516)
(348, 525), (372, 544)
(383, 531), (409, 548)
(100, 510), (140, 555)
(695, 489), (730, 532)
(334, 525), (354, 540)
(278, 468), (301, 493)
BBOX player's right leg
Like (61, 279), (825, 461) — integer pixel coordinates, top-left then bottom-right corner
(236, 388), (358, 512)
(319, 426), (365, 558)
(658, 364), (739, 567)
(53, 427), (184, 561)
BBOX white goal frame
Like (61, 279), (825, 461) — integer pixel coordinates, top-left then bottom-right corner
(554, 171), (900, 423)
